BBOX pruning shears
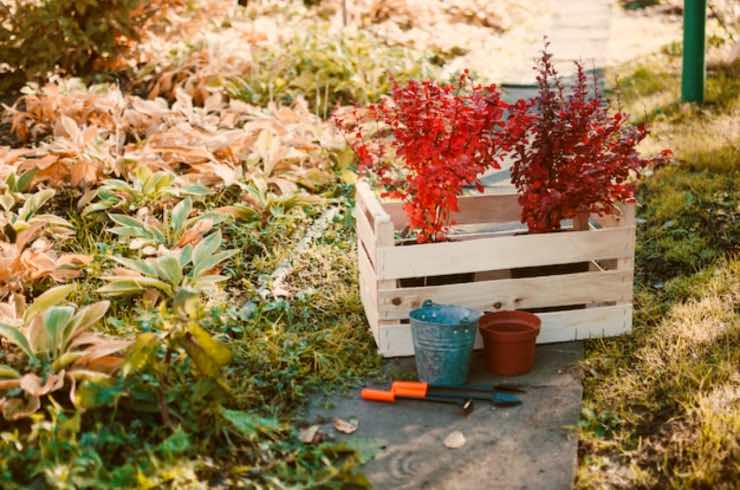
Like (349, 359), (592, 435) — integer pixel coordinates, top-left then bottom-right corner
(360, 380), (526, 415)
(360, 388), (475, 415)
(391, 381), (523, 406)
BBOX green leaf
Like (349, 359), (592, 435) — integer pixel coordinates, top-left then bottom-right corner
(158, 427), (191, 456)
(42, 306), (75, 357)
(191, 231), (223, 272)
(154, 255), (183, 286)
(82, 200), (115, 216)
(111, 256), (157, 276)
(182, 184), (210, 197)
(98, 277), (174, 297)
(122, 333), (159, 377)
(18, 189), (54, 221)
(191, 249), (237, 278)
(181, 336), (220, 378)
(0, 323), (34, 360)
(24, 284), (75, 322)
(94, 282), (148, 297)
(15, 168), (38, 192)
(66, 301), (109, 348)
(221, 408), (280, 439)
(0, 365), (21, 379)
(171, 197), (192, 235)
(187, 323), (232, 367)
(179, 244), (193, 267)
(109, 214), (164, 243)
(72, 378), (119, 410)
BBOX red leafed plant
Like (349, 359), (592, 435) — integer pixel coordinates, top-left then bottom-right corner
(335, 73), (512, 242)
(508, 46), (672, 233)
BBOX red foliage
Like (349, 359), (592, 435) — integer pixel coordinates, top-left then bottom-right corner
(508, 46), (672, 233)
(335, 73), (512, 242)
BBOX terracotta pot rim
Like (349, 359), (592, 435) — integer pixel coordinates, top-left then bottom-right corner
(479, 310), (541, 342)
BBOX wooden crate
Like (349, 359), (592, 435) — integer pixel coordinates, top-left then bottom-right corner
(355, 181), (636, 357)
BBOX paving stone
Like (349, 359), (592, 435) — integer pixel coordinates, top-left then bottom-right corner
(307, 343), (584, 490)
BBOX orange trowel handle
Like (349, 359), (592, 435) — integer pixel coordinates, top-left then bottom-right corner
(360, 388), (396, 403)
(391, 381), (428, 398)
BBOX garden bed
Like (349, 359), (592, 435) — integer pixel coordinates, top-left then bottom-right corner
(355, 181), (636, 357)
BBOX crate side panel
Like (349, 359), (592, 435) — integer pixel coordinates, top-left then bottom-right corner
(377, 270), (633, 320)
(374, 304), (631, 358)
(377, 227), (635, 280)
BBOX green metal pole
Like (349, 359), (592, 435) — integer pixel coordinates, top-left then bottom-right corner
(681, 0), (706, 103)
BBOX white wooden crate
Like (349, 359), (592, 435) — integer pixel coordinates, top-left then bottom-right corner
(355, 181), (635, 357)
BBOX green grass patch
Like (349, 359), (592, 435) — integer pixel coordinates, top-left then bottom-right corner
(578, 43), (740, 488)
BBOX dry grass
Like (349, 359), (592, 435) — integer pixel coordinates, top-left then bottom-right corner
(577, 39), (740, 488)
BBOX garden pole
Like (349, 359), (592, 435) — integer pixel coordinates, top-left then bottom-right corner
(681, 0), (706, 103)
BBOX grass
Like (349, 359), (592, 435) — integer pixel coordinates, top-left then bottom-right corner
(577, 42), (740, 488)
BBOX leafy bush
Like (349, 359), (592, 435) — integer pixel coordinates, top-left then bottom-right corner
(336, 73), (511, 242)
(0, 285), (129, 420)
(507, 45), (671, 233)
(0, 0), (160, 91)
(106, 197), (228, 255)
(81, 167), (210, 216)
(231, 26), (435, 116)
(98, 231), (236, 302)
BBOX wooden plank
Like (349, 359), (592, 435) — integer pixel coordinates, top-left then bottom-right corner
(374, 304), (632, 357)
(357, 244), (380, 344)
(593, 203), (636, 228)
(354, 206), (376, 267)
(356, 180), (392, 226)
(538, 303), (632, 343)
(377, 227), (635, 280)
(357, 240), (378, 306)
(382, 192), (522, 229)
(377, 270), (633, 320)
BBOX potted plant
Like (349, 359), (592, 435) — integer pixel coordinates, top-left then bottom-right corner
(507, 44), (671, 239)
(478, 45), (671, 374)
(336, 72), (515, 286)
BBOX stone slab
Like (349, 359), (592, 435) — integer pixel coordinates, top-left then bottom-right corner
(307, 342), (584, 490)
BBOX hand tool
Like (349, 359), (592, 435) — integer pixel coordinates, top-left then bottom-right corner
(360, 388), (475, 415)
(391, 381), (523, 407)
(393, 381), (528, 394)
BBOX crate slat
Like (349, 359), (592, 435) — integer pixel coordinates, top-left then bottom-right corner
(383, 192), (522, 229)
(377, 269), (633, 320)
(377, 227), (635, 280)
(354, 206), (376, 267)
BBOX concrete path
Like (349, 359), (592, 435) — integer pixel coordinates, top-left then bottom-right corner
(308, 344), (584, 489)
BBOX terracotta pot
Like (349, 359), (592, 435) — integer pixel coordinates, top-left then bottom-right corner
(479, 311), (541, 376)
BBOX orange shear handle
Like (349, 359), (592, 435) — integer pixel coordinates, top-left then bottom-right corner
(361, 388), (396, 403)
(391, 381), (428, 398)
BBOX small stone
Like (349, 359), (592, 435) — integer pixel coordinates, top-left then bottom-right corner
(444, 430), (466, 449)
(333, 417), (359, 434)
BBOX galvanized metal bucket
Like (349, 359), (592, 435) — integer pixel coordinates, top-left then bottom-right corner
(409, 300), (481, 386)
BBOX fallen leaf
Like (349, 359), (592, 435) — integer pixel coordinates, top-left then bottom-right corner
(333, 417), (358, 434)
(299, 424), (320, 443)
(443, 430), (465, 449)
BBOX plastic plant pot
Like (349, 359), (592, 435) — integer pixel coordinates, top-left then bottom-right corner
(479, 311), (541, 376)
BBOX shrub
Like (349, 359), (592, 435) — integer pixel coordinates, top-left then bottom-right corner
(336, 73), (512, 242)
(231, 26), (434, 117)
(507, 45), (672, 233)
(0, 0), (161, 91)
